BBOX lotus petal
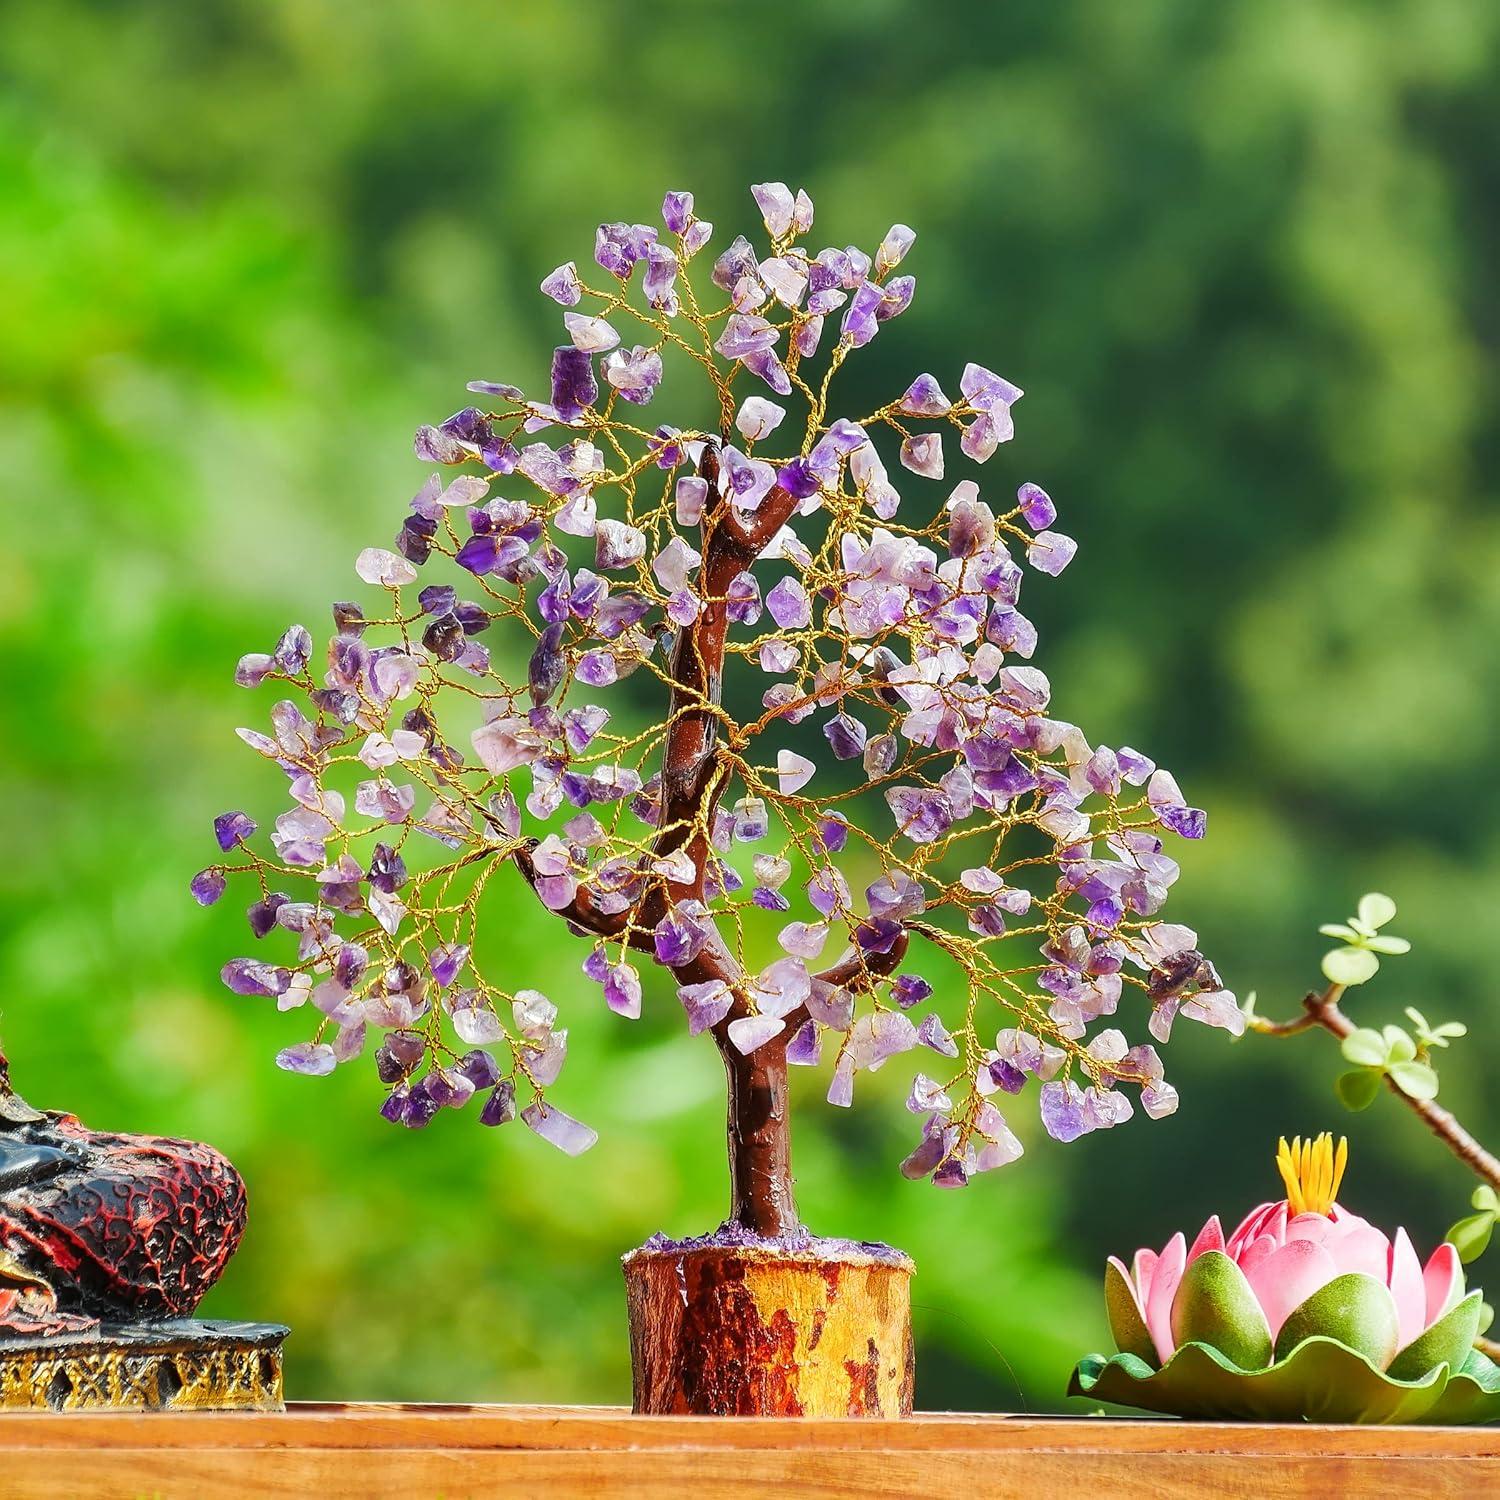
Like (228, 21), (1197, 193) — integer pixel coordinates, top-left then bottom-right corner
(1423, 1241), (1464, 1325)
(1284, 1211), (1337, 1248)
(1105, 1255), (1156, 1365)
(1187, 1215), (1225, 1261)
(1169, 1250), (1273, 1372)
(1242, 1238), (1339, 1340)
(1274, 1272), (1400, 1369)
(1387, 1227), (1426, 1350)
(1226, 1200), (1279, 1256)
(1233, 1231), (1281, 1282)
(1144, 1232), (1187, 1363)
(1327, 1222), (1394, 1283)
(1388, 1291), (1484, 1383)
(1132, 1246), (1158, 1305)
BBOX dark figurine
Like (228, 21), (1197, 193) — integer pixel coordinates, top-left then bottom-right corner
(0, 1041), (283, 1410)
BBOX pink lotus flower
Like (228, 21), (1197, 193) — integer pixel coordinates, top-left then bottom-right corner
(1113, 1134), (1467, 1371)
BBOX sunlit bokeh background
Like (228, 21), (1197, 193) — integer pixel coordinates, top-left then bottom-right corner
(3, 0), (1498, 1410)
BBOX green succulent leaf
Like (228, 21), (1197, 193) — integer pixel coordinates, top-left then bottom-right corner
(1319, 923), (1360, 942)
(1341, 1027), (1390, 1068)
(1481, 1302), (1494, 1337)
(1406, 1008), (1466, 1049)
(1336, 1068), (1383, 1112)
(1448, 1212), (1496, 1264)
(1381, 1025), (1416, 1063)
(1274, 1273), (1400, 1369)
(1365, 934), (1411, 955)
(1387, 1060), (1439, 1101)
(1357, 892), (1397, 929)
(1388, 1292), (1484, 1382)
(1168, 1250), (1273, 1372)
(1323, 947), (1381, 987)
(1473, 1185), (1499, 1214)
(1104, 1257), (1156, 1364)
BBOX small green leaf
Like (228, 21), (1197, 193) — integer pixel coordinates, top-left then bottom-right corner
(1474, 1185), (1499, 1214)
(1357, 892), (1397, 929)
(1387, 1060), (1439, 1101)
(1448, 1212), (1495, 1263)
(1432, 1022), (1467, 1042)
(1336, 1069), (1383, 1111)
(1323, 947), (1380, 986)
(1341, 1028), (1389, 1067)
(1481, 1301), (1495, 1337)
(1382, 1025), (1416, 1063)
(1404, 1006), (1429, 1032)
(1319, 923), (1360, 942)
(1366, 934), (1411, 956)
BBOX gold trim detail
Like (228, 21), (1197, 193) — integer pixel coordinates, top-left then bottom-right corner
(0, 1334), (283, 1412)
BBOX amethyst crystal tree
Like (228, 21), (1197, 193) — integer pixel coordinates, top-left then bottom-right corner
(198, 183), (1238, 1239)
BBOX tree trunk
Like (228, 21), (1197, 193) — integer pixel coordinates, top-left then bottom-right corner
(718, 1032), (798, 1238)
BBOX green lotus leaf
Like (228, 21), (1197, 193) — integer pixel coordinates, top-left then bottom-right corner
(1068, 1337), (1486, 1424)
(1274, 1272), (1400, 1368)
(1169, 1250), (1272, 1371)
(1104, 1257), (1156, 1364)
(1424, 1348), (1500, 1425)
(1389, 1291), (1484, 1382)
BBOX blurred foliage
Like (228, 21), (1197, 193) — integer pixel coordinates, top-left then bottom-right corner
(2, 0), (1498, 1411)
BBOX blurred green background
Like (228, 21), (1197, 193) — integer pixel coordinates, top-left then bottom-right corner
(3, 0), (1498, 1411)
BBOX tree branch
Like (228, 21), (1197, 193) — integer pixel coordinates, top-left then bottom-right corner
(1254, 986), (1500, 1192)
(512, 841), (654, 955)
(509, 446), (909, 1239)
(650, 452), (797, 915)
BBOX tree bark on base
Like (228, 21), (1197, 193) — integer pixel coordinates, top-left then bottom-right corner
(623, 1240), (914, 1417)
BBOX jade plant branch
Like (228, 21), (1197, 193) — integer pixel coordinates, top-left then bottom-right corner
(1252, 985), (1500, 1194)
(1253, 985), (1500, 1360)
(516, 450), (906, 1237)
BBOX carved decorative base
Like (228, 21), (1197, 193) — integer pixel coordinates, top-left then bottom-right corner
(0, 1319), (287, 1412)
(623, 1233), (914, 1417)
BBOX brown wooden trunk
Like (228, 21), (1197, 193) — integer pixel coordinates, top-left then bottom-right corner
(622, 1238), (915, 1417)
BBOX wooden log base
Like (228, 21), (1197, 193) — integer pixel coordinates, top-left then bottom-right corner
(622, 1234), (914, 1417)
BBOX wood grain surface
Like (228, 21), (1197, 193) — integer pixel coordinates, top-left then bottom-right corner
(0, 1402), (1495, 1498)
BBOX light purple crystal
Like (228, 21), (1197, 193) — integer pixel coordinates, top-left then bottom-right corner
(541, 262), (582, 306)
(727, 1013), (786, 1055)
(521, 1101), (598, 1155)
(276, 1042), (336, 1077)
(765, 577), (811, 630)
(1039, 1079), (1092, 1143)
(1017, 482), (1056, 528)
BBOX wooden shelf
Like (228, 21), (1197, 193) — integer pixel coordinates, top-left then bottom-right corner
(0, 1402), (1495, 1497)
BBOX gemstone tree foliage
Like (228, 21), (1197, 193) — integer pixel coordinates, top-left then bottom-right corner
(196, 182), (1239, 1236)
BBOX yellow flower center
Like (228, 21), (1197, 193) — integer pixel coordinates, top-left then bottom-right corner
(1276, 1132), (1348, 1217)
